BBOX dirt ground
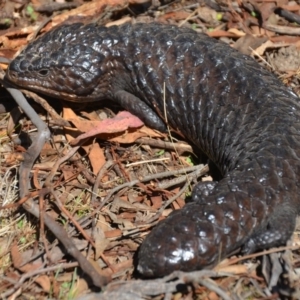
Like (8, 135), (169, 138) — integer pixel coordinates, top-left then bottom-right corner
(0, 0), (300, 299)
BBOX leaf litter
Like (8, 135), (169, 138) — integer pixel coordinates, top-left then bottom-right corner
(0, 0), (300, 299)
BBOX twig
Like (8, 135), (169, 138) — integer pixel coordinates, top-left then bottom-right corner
(52, 189), (96, 247)
(85, 269), (234, 299)
(4, 88), (50, 197)
(20, 89), (71, 127)
(158, 164), (209, 189)
(197, 278), (232, 300)
(135, 137), (193, 154)
(97, 164), (208, 210)
(92, 160), (114, 203)
(0, 262), (79, 298)
(44, 145), (81, 186)
(34, 1), (79, 13)
(264, 23), (300, 35)
(223, 244), (300, 267)
(275, 7), (300, 25)
(126, 157), (170, 167)
(22, 193), (109, 287)
(3, 87), (109, 288)
(105, 148), (128, 181)
(145, 180), (189, 224)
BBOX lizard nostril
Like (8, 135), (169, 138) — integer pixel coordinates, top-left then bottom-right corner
(8, 70), (18, 79)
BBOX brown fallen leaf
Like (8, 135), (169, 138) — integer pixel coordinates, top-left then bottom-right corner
(63, 108), (106, 173)
(233, 34), (268, 55)
(150, 195), (163, 209)
(45, 0), (129, 30)
(214, 264), (249, 275)
(207, 29), (243, 38)
(0, 25), (39, 50)
(11, 242), (51, 292)
(158, 11), (191, 22)
(84, 142), (106, 174)
(94, 223), (110, 260)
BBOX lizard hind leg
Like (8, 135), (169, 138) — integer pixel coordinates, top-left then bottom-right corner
(242, 202), (297, 255)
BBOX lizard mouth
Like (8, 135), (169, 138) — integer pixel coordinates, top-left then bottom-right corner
(4, 71), (97, 103)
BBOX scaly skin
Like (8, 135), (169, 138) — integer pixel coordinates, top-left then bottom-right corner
(5, 22), (300, 277)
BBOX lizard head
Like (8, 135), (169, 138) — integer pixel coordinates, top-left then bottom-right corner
(5, 23), (119, 102)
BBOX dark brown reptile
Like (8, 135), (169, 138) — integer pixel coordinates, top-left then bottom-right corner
(5, 22), (300, 277)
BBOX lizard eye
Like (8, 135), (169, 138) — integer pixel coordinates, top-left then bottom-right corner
(38, 69), (49, 76)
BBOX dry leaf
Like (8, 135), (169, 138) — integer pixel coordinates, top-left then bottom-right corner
(94, 224), (110, 259)
(82, 142), (106, 174)
(11, 242), (51, 292)
(69, 111), (144, 145)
